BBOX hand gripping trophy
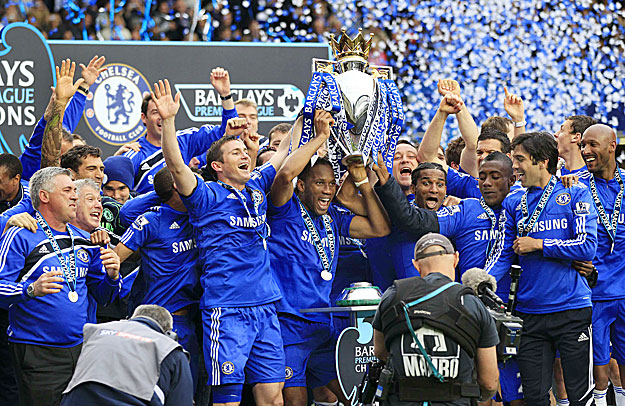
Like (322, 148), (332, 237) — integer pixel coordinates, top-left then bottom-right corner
(298, 28), (405, 179)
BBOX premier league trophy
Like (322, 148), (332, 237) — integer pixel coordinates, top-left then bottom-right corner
(299, 28), (405, 179)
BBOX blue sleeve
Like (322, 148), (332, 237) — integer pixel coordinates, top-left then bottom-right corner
(437, 204), (463, 238)
(446, 167), (481, 199)
(119, 191), (161, 228)
(335, 208), (355, 239)
(485, 200), (517, 283)
(0, 195), (35, 228)
(86, 246), (121, 305)
(177, 108), (236, 162)
(0, 228), (31, 308)
(180, 181), (217, 215)
(542, 187), (598, 261)
(19, 93), (86, 181)
(249, 162), (277, 194)
(119, 213), (154, 251)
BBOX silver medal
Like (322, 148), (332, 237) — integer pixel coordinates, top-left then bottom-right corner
(68, 291), (78, 303)
(321, 270), (332, 281)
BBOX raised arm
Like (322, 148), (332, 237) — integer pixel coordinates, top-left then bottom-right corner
(267, 116), (302, 172)
(41, 59), (85, 169)
(417, 93), (463, 168)
(154, 79), (198, 196)
(438, 80), (479, 177)
(270, 111), (332, 207)
(503, 87), (526, 137)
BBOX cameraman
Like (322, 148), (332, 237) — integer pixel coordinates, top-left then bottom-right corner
(372, 233), (499, 405)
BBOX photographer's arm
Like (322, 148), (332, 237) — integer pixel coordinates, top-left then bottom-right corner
(476, 346), (499, 401)
(373, 329), (389, 362)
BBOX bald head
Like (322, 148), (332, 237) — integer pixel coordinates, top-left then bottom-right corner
(583, 124), (616, 143)
(581, 123), (618, 177)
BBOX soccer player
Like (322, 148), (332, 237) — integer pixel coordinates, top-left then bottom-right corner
(125, 68), (238, 194)
(555, 115), (598, 176)
(578, 124), (625, 406)
(267, 110), (390, 406)
(102, 155), (135, 204)
(485, 132), (597, 406)
(115, 167), (202, 390)
(156, 78), (290, 406)
(0, 167), (121, 406)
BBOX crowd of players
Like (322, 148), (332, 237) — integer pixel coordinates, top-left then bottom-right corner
(0, 54), (621, 406)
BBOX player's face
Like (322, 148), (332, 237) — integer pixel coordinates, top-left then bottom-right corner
(512, 145), (542, 187)
(218, 139), (252, 186)
(0, 168), (20, 203)
(580, 130), (614, 174)
(554, 120), (576, 155)
(392, 143), (419, 190)
(75, 186), (102, 232)
(270, 131), (288, 150)
(75, 155), (105, 188)
(236, 105), (259, 135)
(102, 180), (130, 204)
(479, 161), (512, 207)
(142, 100), (162, 139)
(413, 169), (446, 211)
(298, 164), (337, 216)
(476, 139), (504, 168)
(46, 174), (78, 224)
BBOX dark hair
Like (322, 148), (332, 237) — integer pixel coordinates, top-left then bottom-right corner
(60, 145), (102, 173)
(397, 139), (419, 151)
(411, 162), (446, 185)
(298, 157), (334, 182)
(0, 153), (22, 178)
(478, 129), (511, 153)
(71, 133), (85, 143)
(268, 123), (292, 142)
(141, 93), (153, 116)
(256, 147), (275, 167)
(481, 116), (513, 134)
(154, 167), (175, 202)
(203, 135), (239, 181)
(511, 132), (559, 174)
(61, 129), (73, 144)
(566, 115), (598, 136)
(445, 137), (465, 167)
(481, 151), (513, 175)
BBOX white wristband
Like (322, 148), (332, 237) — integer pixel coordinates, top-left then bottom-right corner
(354, 178), (369, 188)
(514, 120), (526, 128)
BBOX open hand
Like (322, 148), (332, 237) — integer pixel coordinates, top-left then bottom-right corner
(79, 55), (106, 87)
(151, 79), (181, 120)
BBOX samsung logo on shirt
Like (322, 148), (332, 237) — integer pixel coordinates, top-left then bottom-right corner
(474, 230), (501, 241)
(172, 239), (197, 253)
(229, 215), (267, 228)
(43, 266), (89, 278)
(300, 230), (332, 247)
(520, 218), (569, 233)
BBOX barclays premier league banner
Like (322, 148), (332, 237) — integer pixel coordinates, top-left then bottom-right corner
(0, 22), (329, 157)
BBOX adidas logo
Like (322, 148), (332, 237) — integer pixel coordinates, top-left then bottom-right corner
(578, 332), (589, 342)
(226, 193), (238, 199)
(477, 212), (488, 220)
(38, 245), (49, 254)
(169, 222), (180, 230)
(141, 163), (151, 171)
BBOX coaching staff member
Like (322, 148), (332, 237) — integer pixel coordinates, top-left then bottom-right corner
(372, 233), (499, 406)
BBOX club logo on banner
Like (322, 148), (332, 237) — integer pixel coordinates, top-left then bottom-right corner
(175, 83), (305, 123)
(84, 63), (151, 145)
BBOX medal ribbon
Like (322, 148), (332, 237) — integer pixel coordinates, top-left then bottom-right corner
(589, 167), (624, 253)
(35, 212), (77, 293)
(218, 181), (271, 244)
(296, 196), (335, 273)
(479, 198), (507, 261)
(519, 176), (557, 237)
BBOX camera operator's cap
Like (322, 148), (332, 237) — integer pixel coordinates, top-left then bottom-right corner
(414, 233), (455, 260)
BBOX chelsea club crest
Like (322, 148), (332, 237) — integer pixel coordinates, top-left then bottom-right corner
(84, 63), (151, 146)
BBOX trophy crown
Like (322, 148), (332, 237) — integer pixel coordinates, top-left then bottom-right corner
(329, 29), (373, 63)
